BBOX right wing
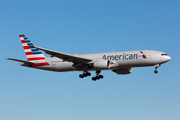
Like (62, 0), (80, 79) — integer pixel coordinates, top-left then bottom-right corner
(33, 46), (92, 63)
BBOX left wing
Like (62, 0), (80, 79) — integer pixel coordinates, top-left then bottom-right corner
(32, 46), (92, 63)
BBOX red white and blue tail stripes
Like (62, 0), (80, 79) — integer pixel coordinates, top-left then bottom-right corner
(19, 34), (49, 66)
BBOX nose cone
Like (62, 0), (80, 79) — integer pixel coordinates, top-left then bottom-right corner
(168, 56), (171, 61)
(161, 55), (171, 63)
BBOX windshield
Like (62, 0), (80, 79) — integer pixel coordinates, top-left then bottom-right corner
(161, 54), (168, 56)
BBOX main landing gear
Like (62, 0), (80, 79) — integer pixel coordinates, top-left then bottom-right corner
(154, 64), (161, 74)
(79, 70), (104, 81)
(79, 71), (91, 78)
(92, 70), (104, 81)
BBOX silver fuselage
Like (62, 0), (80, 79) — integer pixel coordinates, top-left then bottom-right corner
(20, 50), (171, 72)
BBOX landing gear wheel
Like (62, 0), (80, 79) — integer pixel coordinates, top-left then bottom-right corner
(82, 72), (91, 77)
(92, 77), (96, 81)
(154, 70), (158, 74)
(91, 70), (104, 81)
(87, 72), (91, 76)
(96, 76), (100, 80)
(99, 75), (104, 79)
(83, 73), (87, 77)
(79, 74), (84, 78)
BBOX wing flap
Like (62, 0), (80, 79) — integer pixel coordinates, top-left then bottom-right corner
(33, 46), (92, 63)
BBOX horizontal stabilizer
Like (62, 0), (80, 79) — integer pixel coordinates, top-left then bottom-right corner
(5, 58), (35, 64)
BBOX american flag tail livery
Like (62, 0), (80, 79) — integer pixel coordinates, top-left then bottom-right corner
(19, 34), (49, 67)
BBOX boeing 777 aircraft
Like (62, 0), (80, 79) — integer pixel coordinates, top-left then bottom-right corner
(6, 34), (171, 81)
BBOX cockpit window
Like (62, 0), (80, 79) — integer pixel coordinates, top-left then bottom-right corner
(161, 54), (168, 56)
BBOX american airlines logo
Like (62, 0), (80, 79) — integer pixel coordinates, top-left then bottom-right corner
(102, 53), (139, 61)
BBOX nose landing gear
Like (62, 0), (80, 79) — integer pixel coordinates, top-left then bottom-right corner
(154, 64), (161, 74)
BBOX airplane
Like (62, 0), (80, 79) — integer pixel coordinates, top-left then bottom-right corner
(6, 34), (171, 81)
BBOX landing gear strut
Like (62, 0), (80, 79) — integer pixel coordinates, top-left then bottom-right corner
(92, 70), (104, 81)
(154, 64), (160, 74)
(79, 71), (91, 78)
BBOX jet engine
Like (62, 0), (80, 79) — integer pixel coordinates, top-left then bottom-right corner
(112, 68), (132, 75)
(93, 60), (110, 69)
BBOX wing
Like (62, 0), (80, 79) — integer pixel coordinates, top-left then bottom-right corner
(33, 46), (92, 63)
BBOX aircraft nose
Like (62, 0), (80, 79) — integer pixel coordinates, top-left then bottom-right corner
(161, 55), (171, 63)
(167, 55), (171, 61)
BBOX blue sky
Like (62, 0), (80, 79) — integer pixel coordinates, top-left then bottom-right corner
(0, 0), (180, 120)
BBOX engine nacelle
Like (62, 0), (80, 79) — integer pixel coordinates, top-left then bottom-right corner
(112, 68), (132, 75)
(93, 60), (110, 69)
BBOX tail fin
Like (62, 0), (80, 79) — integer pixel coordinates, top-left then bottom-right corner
(19, 34), (46, 63)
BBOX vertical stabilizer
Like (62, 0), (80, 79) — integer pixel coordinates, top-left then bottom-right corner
(19, 34), (46, 63)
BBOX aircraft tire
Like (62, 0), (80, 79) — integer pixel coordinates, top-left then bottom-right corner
(87, 72), (91, 76)
(96, 76), (100, 80)
(79, 74), (84, 78)
(154, 70), (158, 74)
(99, 75), (103, 79)
(92, 77), (96, 81)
